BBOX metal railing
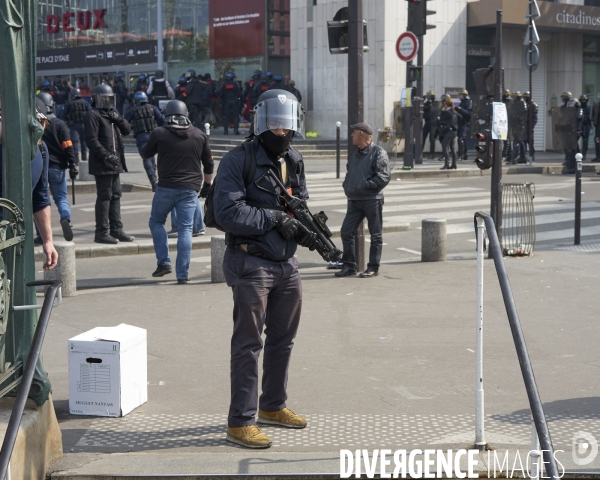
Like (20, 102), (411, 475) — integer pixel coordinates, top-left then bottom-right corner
(0, 280), (62, 480)
(474, 212), (560, 480)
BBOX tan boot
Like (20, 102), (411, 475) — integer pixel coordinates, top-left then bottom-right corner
(258, 407), (307, 429)
(226, 425), (272, 449)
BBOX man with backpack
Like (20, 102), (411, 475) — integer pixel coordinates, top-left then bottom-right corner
(211, 89), (316, 449)
(142, 100), (213, 284)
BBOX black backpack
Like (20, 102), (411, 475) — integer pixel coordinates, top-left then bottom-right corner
(203, 140), (257, 231)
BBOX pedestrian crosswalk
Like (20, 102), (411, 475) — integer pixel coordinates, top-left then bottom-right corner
(303, 175), (600, 246)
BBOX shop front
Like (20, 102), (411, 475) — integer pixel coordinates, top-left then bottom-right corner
(468, 0), (600, 151)
(36, 0), (290, 91)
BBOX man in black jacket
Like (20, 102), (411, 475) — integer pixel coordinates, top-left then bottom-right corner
(84, 84), (135, 244)
(337, 123), (390, 278)
(36, 92), (78, 243)
(142, 100), (213, 283)
(213, 89), (315, 449)
(220, 72), (241, 135)
(62, 88), (91, 162)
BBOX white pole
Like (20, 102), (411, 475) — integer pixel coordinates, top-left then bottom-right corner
(157, 0), (163, 71)
(205, 123), (210, 136)
(530, 415), (541, 480)
(475, 217), (486, 449)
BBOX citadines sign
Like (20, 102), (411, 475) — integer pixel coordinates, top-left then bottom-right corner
(469, 0), (600, 32)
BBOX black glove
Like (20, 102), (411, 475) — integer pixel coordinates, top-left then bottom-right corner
(274, 212), (301, 239)
(69, 167), (78, 180)
(107, 110), (120, 122)
(107, 154), (119, 165)
(199, 182), (211, 198)
(296, 228), (318, 251)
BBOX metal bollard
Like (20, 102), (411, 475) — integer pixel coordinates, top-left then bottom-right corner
(211, 236), (227, 283)
(44, 241), (76, 297)
(336, 121), (341, 179)
(421, 219), (447, 262)
(575, 153), (582, 245)
(474, 217), (486, 450)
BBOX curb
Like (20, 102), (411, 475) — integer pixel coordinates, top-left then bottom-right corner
(391, 164), (600, 179)
(35, 223), (411, 262)
(67, 182), (153, 194)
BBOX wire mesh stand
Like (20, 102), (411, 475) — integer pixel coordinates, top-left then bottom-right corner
(376, 127), (398, 170)
(499, 182), (536, 256)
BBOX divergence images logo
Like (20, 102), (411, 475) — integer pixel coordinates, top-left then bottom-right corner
(572, 431), (598, 466)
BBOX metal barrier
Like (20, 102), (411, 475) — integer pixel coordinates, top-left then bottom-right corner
(499, 182), (536, 256)
(474, 212), (559, 480)
(0, 279), (62, 480)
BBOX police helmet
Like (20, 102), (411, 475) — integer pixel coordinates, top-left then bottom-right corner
(204, 73), (211, 80)
(92, 83), (116, 110)
(134, 91), (149, 105)
(155, 70), (164, 79)
(561, 92), (573, 100)
(523, 91), (531, 98)
(178, 76), (186, 86)
(252, 70), (262, 79)
(36, 92), (54, 114)
(225, 72), (234, 80)
(503, 89), (511, 96)
(266, 71), (273, 79)
(458, 89), (469, 96)
(164, 100), (190, 126)
(274, 75), (283, 83)
(579, 94), (588, 103)
(185, 69), (196, 79)
(427, 91), (436, 99)
(70, 88), (82, 100)
(253, 89), (304, 138)
(138, 74), (147, 82)
(41, 80), (52, 91)
(512, 91), (522, 98)
(115, 72), (124, 80)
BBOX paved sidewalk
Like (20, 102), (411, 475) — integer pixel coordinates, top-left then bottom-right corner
(44, 231), (600, 477)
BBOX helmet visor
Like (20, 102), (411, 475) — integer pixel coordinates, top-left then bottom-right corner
(94, 93), (115, 110)
(254, 96), (304, 138)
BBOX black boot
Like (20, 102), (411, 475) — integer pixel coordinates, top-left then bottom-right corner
(95, 234), (118, 244)
(111, 230), (135, 242)
(450, 159), (457, 170)
(440, 160), (449, 170)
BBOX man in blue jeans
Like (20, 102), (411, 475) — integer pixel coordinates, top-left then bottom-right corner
(35, 92), (78, 244)
(142, 100), (213, 284)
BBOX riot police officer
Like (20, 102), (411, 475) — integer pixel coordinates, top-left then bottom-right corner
(63, 88), (91, 162)
(124, 92), (164, 191)
(220, 72), (241, 135)
(502, 90), (512, 162)
(252, 73), (271, 107)
(579, 95), (592, 160)
(269, 75), (286, 90)
(510, 91), (528, 164)
(175, 77), (187, 101)
(523, 91), (538, 162)
(286, 80), (302, 103)
(422, 91), (437, 159)
(112, 72), (129, 115)
(147, 69), (174, 107)
(213, 89), (314, 449)
(560, 92), (582, 174)
(133, 74), (148, 94)
(455, 89), (472, 161)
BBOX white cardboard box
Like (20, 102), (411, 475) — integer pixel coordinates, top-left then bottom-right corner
(68, 324), (147, 417)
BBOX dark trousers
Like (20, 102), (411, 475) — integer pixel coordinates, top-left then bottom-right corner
(442, 132), (457, 165)
(70, 123), (87, 161)
(511, 140), (526, 163)
(94, 174), (123, 236)
(223, 100), (239, 133)
(135, 132), (156, 181)
(340, 199), (384, 270)
(422, 123), (435, 156)
(223, 249), (302, 427)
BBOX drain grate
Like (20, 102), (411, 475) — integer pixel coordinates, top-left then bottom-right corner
(74, 413), (600, 451)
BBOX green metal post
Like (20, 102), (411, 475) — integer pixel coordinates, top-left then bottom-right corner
(0, 0), (52, 405)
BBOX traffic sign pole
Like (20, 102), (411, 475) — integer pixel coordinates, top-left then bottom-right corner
(397, 31), (419, 169)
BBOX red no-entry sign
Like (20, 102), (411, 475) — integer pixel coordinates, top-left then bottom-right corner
(396, 32), (418, 62)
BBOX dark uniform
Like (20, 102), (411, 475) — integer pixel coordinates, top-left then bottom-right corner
(213, 89), (311, 449)
(580, 95), (592, 159)
(112, 74), (129, 115)
(455, 90), (472, 160)
(523, 91), (538, 161)
(63, 90), (91, 162)
(510, 92), (528, 164)
(175, 77), (187, 101)
(438, 107), (458, 170)
(422, 92), (437, 158)
(285, 81), (302, 103)
(220, 73), (241, 135)
(560, 92), (582, 174)
(124, 93), (165, 189)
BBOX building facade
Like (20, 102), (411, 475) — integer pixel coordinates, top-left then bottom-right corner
(292, 0), (600, 150)
(36, 0), (291, 91)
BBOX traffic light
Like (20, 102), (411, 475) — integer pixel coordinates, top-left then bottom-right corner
(475, 130), (493, 170)
(407, 0), (436, 37)
(409, 66), (422, 82)
(327, 7), (369, 55)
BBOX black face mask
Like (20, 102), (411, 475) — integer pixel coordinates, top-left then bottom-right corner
(259, 130), (294, 160)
